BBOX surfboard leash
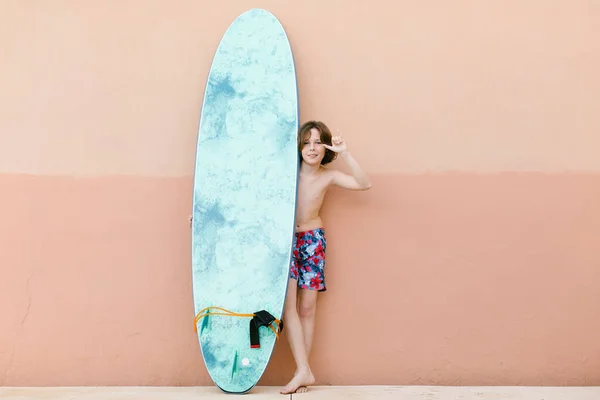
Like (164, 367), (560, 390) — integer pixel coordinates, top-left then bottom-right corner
(194, 306), (284, 349)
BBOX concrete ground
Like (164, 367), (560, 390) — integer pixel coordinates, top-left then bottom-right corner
(1, 386), (599, 399)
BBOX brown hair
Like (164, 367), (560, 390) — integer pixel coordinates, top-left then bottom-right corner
(297, 120), (337, 165)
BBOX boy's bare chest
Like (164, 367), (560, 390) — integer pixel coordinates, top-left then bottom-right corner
(297, 176), (329, 204)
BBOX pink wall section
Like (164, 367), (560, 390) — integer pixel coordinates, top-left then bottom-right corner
(1, 0), (600, 387)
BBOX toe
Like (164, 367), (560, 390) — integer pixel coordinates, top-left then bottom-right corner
(297, 386), (308, 394)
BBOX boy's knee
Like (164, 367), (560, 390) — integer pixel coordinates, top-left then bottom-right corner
(298, 303), (316, 319)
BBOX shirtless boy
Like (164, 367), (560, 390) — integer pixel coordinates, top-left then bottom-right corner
(281, 120), (371, 395)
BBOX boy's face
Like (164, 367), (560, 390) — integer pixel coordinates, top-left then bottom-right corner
(301, 128), (326, 166)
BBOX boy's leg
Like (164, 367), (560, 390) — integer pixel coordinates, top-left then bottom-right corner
(283, 278), (305, 369)
(296, 228), (325, 358)
(281, 278), (315, 394)
(298, 288), (318, 357)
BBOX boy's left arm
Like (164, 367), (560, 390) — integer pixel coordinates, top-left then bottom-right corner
(325, 136), (372, 191)
(333, 151), (372, 190)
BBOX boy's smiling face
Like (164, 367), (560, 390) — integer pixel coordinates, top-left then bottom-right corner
(301, 128), (326, 166)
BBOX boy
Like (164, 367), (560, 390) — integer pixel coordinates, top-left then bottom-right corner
(281, 120), (371, 394)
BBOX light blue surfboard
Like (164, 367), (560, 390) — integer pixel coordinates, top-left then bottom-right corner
(191, 8), (299, 394)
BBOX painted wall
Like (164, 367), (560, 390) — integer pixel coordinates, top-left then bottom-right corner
(1, 0), (599, 387)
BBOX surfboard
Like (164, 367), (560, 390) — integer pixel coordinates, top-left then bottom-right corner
(190, 8), (299, 394)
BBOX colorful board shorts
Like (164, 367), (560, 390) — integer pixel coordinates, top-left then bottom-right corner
(289, 228), (327, 292)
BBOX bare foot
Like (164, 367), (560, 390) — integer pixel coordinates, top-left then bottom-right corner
(280, 370), (315, 394)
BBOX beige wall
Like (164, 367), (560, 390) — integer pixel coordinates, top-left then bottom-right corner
(1, 0), (599, 386)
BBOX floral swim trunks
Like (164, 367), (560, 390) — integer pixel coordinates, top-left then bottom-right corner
(289, 228), (327, 292)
